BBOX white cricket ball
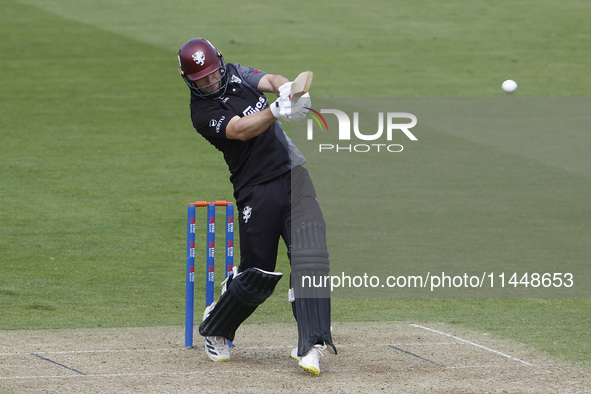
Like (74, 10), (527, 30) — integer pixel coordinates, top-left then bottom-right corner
(502, 79), (518, 94)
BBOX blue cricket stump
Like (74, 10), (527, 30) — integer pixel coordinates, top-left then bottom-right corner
(185, 201), (234, 348)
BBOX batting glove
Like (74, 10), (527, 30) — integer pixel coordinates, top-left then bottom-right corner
(278, 81), (292, 98)
(286, 93), (311, 122)
(270, 94), (292, 120)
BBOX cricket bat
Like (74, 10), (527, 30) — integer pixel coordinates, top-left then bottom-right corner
(291, 71), (313, 103)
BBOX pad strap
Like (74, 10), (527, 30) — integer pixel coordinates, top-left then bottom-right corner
(199, 268), (282, 341)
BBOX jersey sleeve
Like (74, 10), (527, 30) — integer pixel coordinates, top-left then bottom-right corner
(190, 100), (234, 139)
(233, 63), (267, 89)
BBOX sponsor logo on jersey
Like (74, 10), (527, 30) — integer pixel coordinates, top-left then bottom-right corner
(216, 116), (225, 133)
(242, 96), (268, 117)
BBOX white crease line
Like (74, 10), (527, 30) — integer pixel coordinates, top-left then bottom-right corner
(410, 324), (533, 366)
(446, 363), (570, 369)
(0, 363), (564, 381)
(0, 342), (463, 357)
(0, 348), (180, 356)
(0, 371), (222, 380)
(390, 342), (461, 346)
(0, 347), (287, 356)
(226, 345), (292, 350)
(5, 363), (563, 381)
(1, 367), (363, 381)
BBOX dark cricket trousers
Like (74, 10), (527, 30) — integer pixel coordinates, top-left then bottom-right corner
(234, 165), (325, 273)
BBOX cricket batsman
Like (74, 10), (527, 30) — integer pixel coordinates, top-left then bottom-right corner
(177, 38), (337, 375)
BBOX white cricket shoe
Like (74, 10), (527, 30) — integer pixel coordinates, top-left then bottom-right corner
(202, 302), (230, 362)
(291, 344), (326, 376)
(204, 336), (230, 362)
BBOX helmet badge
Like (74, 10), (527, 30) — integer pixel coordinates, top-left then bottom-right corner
(192, 50), (206, 66)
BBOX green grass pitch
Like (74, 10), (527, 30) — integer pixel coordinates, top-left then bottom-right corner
(1, 0), (590, 366)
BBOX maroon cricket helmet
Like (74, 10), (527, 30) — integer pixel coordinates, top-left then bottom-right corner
(178, 38), (228, 97)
